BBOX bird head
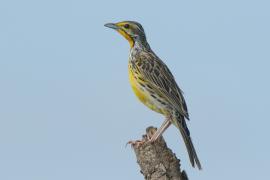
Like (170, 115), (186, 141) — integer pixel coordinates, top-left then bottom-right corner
(104, 21), (146, 48)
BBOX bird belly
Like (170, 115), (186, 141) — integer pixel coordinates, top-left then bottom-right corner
(128, 68), (166, 114)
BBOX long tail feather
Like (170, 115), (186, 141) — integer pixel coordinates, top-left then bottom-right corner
(175, 116), (202, 170)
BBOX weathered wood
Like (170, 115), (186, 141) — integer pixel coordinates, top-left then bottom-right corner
(130, 126), (188, 180)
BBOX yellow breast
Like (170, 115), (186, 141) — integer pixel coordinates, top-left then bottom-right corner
(128, 64), (164, 114)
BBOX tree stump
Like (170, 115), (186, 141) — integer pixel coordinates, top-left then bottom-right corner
(130, 126), (188, 180)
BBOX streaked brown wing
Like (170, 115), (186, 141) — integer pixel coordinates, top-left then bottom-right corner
(132, 51), (189, 119)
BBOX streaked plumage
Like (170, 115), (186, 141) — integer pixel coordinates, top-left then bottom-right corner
(105, 21), (202, 170)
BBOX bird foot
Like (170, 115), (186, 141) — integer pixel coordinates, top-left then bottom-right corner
(126, 126), (163, 148)
(126, 140), (145, 148)
(149, 137), (157, 143)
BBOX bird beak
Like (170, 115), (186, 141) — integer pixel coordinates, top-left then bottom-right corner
(104, 23), (120, 30)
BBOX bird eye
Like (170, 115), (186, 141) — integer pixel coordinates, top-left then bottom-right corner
(124, 24), (130, 29)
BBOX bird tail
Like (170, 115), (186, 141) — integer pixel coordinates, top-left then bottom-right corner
(175, 116), (202, 170)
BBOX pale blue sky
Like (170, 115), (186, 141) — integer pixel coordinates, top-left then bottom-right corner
(0, 0), (269, 179)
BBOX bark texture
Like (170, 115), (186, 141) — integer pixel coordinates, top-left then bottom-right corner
(130, 126), (188, 180)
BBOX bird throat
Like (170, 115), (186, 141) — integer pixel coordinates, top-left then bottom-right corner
(118, 29), (134, 48)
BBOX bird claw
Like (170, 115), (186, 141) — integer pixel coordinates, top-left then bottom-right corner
(126, 140), (145, 148)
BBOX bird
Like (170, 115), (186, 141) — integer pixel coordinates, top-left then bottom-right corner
(105, 21), (202, 170)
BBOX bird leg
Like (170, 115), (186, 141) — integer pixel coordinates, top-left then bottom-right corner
(149, 117), (171, 142)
